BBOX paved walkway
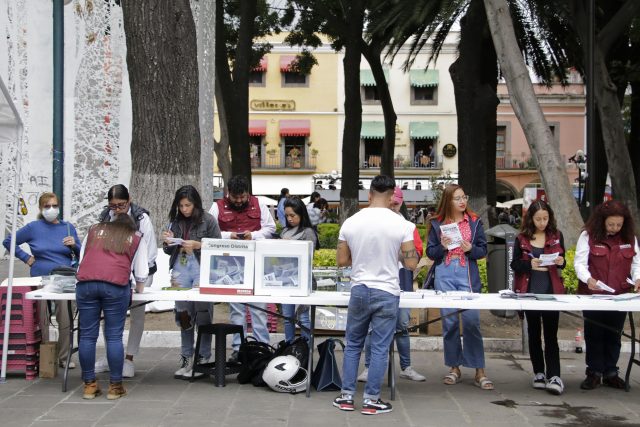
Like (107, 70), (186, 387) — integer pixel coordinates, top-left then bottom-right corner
(1, 348), (640, 426)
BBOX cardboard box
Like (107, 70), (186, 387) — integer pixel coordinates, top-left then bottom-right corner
(39, 342), (58, 378)
(199, 239), (255, 295)
(254, 240), (313, 297)
(426, 307), (443, 336)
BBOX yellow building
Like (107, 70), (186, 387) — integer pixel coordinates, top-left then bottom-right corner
(214, 33), (340, 196)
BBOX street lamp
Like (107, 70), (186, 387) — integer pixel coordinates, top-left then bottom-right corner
(569, 150), (587, 206)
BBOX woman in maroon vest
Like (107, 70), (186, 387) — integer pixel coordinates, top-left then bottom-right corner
(510, 200), (566, 395)
(574, 200), (640, 390)
(75, 214), (148, 400)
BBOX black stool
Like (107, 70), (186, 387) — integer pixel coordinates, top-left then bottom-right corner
(191, 323), (245, 387)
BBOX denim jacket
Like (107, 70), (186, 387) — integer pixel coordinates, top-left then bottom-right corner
(426, 215), (487, 293)
(163, 212), (221, 269)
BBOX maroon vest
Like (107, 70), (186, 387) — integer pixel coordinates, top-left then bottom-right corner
(578, 234), (635, 295)
(513, 231), (565, 294)
(216, 196), (262, 233)
(76, 227), (142, 286)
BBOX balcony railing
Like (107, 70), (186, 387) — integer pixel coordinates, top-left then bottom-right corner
(252, 154), (317, 170)
(361, 154), (439, 169)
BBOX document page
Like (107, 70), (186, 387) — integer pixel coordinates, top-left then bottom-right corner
(440, 223), (463, 250)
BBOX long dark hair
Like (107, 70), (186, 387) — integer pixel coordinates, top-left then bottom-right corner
(284, 197), (313, 229)
(520, 199), (557, 240)
(434, 184), (477, 223)
(169, 185), (203, 225)
(87, 214), (137, 254)
(584, 200), (635, 244)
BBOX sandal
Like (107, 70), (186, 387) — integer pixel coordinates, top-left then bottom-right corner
(474, 376), (494, 390)
(443, 370), (461, 385)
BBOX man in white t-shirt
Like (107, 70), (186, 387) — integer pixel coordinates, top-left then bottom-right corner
(332, 175), (418, 415)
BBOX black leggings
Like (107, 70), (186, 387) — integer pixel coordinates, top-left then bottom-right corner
(525, 310), (560, 378)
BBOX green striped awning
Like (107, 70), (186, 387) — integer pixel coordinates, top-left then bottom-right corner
(361, 121), (385, 139)
(409, 69), (439, 87)
(409, 122), (439, 139)
(360, 69), (389, 87)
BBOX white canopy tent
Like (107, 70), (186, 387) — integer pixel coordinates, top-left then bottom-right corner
(502, 198), (524, 208)
(0, 75), (25, 383)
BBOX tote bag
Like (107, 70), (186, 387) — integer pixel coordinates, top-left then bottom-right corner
(311, 338), (344, 391)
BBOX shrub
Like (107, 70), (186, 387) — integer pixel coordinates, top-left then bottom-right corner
(317, 223), (340, 249)
(313, 249), (337, 267)
(562, 247), (578, 294)
(478, 258), (488, 293)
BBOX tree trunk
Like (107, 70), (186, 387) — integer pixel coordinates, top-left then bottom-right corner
(194, 0), (216, 209)
(484, 0), (583, 246)
(339, 0), (365, 222)
(450, 0), (498, 226)
(228, 0), (257, 181)
(362, 40), (397, 178)
(631, 80), (640, 202)
(214, 0), (232, 190)
(122, 0), (201, 235)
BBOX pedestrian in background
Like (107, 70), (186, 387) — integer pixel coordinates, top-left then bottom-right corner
(511, 200), (566, 395)
(574, 200), (640, 390)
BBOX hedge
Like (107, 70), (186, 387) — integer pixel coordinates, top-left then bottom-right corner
(312, 247), (579, 294)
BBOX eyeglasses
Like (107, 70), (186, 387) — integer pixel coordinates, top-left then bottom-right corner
(43, 204), (59, 209)
(107, 202), (128, 211)
(453, 195), (469, 202)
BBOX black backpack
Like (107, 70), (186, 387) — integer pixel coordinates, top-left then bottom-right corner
(236, 337), (276, 386)
(273, 337), (309, 368)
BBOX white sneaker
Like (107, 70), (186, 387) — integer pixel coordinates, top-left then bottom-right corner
(94, 357), (109, 373)
(546, 376), (564, 395)
(532, 372), (547, 389)
(122, 359), (135, 378)
(357, 368), (369, 382)
(59, 359), (76, 369)
(180, 357), (207, 380)
(174, 355), (189, 379)
(399, 366), (426, 382)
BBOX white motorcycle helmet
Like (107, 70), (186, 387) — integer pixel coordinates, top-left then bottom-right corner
(262, 355), (308, 394)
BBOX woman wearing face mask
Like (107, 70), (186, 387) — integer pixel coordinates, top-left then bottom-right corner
(2, 192), (81, 368)
(574, 200), (640, 390)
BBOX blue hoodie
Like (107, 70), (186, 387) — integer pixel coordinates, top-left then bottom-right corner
(426, 215), (487, 293)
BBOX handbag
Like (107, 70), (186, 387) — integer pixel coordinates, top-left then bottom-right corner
(237, 337), (276, 386)
(311, 338), (344, 391)
(274, 337), (309, 368)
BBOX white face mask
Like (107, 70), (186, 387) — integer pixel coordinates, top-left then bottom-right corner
(42, 207), (59, 222)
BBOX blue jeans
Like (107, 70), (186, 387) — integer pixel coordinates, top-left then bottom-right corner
(172, 254), (213, 359)
(435, 259), (485, 368)
(230, 303), (270, 351)
(364, 308), (411, 370)
(341, 285), (399, 401)
(282, 304), (310, 343)
(76, 281), (130, 383)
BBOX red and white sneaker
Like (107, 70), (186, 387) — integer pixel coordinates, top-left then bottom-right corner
(332, 393), (355, 411)
(361, 398), (393, 415)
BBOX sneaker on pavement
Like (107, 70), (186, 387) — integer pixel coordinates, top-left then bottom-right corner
(122, 359), (135, 378)
(174, 355), (190, 379)
(333, 393), (355, 411)
(546, 376), (564, 395)
(361, 398), (393, 415)
(182, 357), (207, 380)
(94, 357), (109, 373)
(357, 368), (369, 382)
(59, 359), (76, 369)
(532, 372), (547, 389)
(399, 366), (426, 382)
(82, 380), (101, 400)
(106, 382), (127, 400)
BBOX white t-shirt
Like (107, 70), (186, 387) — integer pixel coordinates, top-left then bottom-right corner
(339, 207), (414, 296)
